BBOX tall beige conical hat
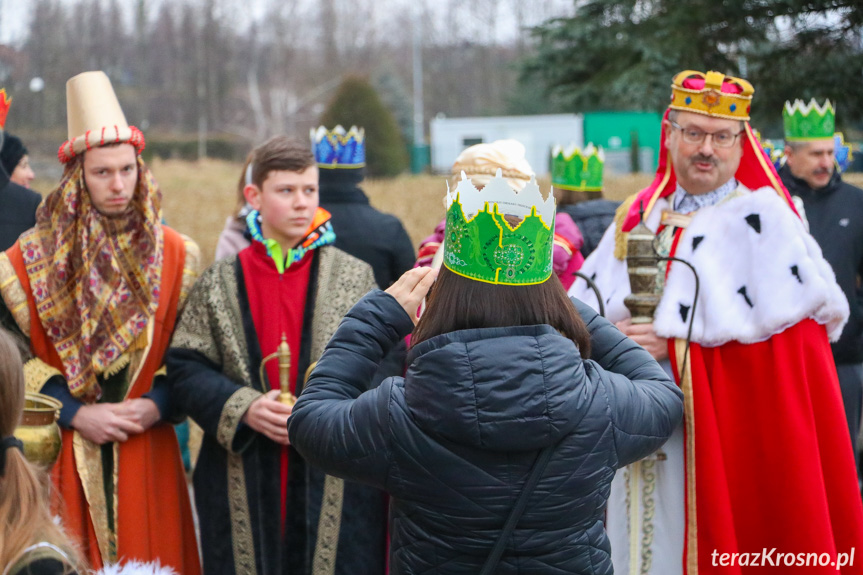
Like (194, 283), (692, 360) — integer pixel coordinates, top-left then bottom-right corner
(58, 71), (145, 163)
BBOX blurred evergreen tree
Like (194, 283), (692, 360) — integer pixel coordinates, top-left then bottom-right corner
(521, 1), (863, 131)
(320, 76), (408, 177)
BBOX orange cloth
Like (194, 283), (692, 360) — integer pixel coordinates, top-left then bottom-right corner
(6, 228), (200, 573)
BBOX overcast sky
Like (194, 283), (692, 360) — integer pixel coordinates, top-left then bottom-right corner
(0, 0), (574, 46)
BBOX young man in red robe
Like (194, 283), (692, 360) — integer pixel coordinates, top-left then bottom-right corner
(0, 71), (201, 572)
(168, 136), (386, 575)
(571, 70), (863, 574)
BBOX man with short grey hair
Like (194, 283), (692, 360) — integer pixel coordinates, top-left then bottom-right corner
(780, 99), (863, 477)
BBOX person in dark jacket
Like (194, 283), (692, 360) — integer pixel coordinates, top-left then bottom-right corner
(0, 133), (41, 251)
(312, 125), (415, 289)
(289, 171), (683, 574)
(552, 143), (621, 259)
(780, 98), (863, 470)
(1, 133), (36, 189)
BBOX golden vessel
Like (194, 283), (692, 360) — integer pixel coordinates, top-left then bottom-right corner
(260, 334), (297, 407)
(15, 392), (63, 468)
(623, 216), (663, 324)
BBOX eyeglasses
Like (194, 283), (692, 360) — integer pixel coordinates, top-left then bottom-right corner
(669, 120), (743, 148)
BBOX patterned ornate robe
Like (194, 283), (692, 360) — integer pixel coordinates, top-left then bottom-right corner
(167, 245), (387, 575)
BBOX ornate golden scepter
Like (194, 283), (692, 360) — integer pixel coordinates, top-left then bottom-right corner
(259, 334), (296, 407)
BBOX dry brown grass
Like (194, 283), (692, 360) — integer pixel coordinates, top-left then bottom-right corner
(48, 158), (859, 268)
(28, 160), (664, 267)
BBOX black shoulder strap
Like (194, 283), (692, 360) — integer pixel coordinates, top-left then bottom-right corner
(479, 444), (556, 575)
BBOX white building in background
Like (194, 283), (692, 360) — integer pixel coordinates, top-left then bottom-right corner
(430, 113), (583, 176)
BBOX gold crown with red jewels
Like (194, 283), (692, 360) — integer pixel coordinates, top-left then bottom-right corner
(669, 70), (754, 121)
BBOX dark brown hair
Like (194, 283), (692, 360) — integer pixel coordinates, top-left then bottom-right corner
(412, 266), (591, 357)
(249, 136), (316, 189)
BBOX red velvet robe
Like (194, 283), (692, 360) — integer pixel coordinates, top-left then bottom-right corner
(662, 226), (863, 574)
(239, 240), (312, 529)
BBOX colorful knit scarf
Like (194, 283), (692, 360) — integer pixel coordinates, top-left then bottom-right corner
(19, 155), (164, 401)
(246, 207), (336, 273)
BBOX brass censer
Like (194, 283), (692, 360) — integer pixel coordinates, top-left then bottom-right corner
(15, 392), (63, 468)
(623, 207), (663, 324)
(260, 335), (297, 407)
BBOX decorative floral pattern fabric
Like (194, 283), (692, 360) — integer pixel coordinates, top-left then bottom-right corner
(18, 156), (163, 400)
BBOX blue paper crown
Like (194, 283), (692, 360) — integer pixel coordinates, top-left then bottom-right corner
(835, 133), (853, 174)
(311, 125), (365, 169)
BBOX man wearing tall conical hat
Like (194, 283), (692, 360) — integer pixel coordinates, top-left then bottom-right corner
(570, 70), (863, 574)
(0, 71), (201, 573)
(779, 99), (863, 481)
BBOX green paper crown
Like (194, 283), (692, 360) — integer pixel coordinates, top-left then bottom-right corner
(551, 143), (604, 192)
(443, 170), (556, 285)
(783, 99), (835, 141)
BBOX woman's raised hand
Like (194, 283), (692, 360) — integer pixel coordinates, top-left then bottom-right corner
(385, 267), (438, 324)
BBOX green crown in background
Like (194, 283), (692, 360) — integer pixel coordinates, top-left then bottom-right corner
(443, 170), (556, 286)
(783, 99), (835, 142)
(551, 143), (604, 192)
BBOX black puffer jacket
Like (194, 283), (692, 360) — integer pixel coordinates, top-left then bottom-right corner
(780, 165), (863, 363)
(289, 291), (683, 574)
(559, 199), (620, 258)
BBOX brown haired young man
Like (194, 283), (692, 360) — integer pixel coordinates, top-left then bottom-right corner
(168, 135), (387, 575)
(0, 72), (201, 572)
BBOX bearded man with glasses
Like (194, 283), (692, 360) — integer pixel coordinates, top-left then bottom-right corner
(570, 70), (863, 575)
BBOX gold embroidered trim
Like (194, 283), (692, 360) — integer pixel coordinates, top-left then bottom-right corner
(676, 337), (698, 575)
(312, 475), (345, 575)
(73, 432), (115, 564)
(660, 211), (693, 229)
(627, 461), (640, 575)
(639, 460), (657, 575)
(310, 248), (377, 363)
(217, 387), (261, 452)
(22, 358), (62, 394)
(170, 256), (252, 386)
(0, 252), (30, 337)
(179, 235), (201, 311)
(123, 322), (155, 399)
(613, 194), (639, 261)
(102, 354), (132, 379)
(227, 453), (256, 575)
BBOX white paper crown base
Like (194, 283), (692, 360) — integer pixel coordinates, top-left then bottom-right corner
(310, 124), (365, 143)
(551, 142), (606, 161)
(446, 168), (555, 225)
(784, 98), (834, 118)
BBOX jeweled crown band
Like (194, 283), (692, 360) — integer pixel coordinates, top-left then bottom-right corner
(669, 70), (754, 121)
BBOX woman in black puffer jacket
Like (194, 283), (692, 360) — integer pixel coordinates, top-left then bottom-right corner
(289, 263), (683, 575)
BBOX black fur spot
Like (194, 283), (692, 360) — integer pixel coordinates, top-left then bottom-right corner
(692, 236), (705, 251)
(737, 286), (754, 308)
(791, 265), (803, 284)
(745, 214), (761, 233)
(679, 304), (691, 323)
